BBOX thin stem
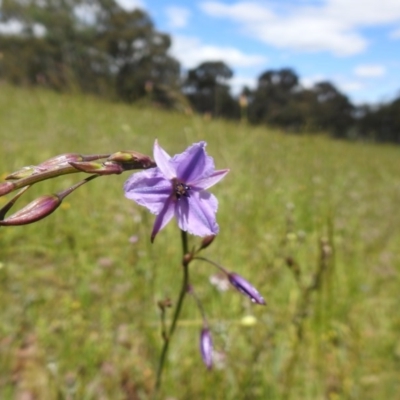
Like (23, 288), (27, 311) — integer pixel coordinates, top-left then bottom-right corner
(193, 256), (228, 274)
(154, 230), (190, 395)
(0, 186), (31, 220)
(5, 164), (81, 192)
(189, 285), (208, 326)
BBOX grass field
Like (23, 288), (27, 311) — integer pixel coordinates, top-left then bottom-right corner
(1, 83), (400, 399)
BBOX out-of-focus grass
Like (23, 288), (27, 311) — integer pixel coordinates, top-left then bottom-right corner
(1, 84), (400, 399)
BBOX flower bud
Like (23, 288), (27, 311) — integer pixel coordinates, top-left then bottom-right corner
(200, 327), (213, 369)
(0, 194), (61, 226)
(0, 181), (15, 196)
(6, 166), (37, 180)
(228, 272), (266, 305)
(107, 151), (156, 169)
(38, 153), (84, 169)
(69, 161), (124, 175)
(199, 235), (215, 250)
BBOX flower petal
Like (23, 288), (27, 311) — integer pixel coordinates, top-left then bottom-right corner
(176, 191), (219, 236)
(193, 169), (230, 190)
(124, 168), (171, 214)
(153, 140), (176, 180)
(151, 197), (175, 242)
(200, 328), (213, 369)
(171, 142), (214, 183)
(228, 273), (266, 305)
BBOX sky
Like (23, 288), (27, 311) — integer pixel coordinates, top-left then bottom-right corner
(116, 0), (400, 105)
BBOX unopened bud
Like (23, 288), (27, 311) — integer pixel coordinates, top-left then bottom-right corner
(200, 328), (213, 370)
(0, 194), (61, 226)
(0, 181), (15, 196)
(199, 235), (215, 250)
(6, 166), (37, 180)
(38, 153), (84, 169)
(69, 161), (124, 175)
(228, 272), (266, 305)
(107, 151), (156, 169)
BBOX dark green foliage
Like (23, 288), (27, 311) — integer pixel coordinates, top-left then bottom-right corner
(312, 81), (354, 137)
(0, 0), (180, 105)
(355, 97), (400, 143)
(248, 68), (303, 129)
(247, 68), (354, 136)
(183, 61), (240, 119)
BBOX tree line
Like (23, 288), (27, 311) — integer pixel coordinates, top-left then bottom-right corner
(1, 0), (399, 143)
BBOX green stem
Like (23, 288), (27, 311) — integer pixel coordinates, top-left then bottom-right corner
(154, 230), (190, 395)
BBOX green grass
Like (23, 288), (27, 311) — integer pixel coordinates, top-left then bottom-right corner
(1, 83), (400, 399)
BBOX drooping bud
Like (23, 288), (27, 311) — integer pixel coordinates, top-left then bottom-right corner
(0, 181), (15, 196)
(199, 235), (215, 250)
(69, 161), (124, 175)
(227, 272), (266, 305)
(0, 194), (61, 226)
(200, 327), (213, 370)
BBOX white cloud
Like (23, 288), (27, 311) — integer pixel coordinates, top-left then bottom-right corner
(389, 27), (400, 38)
(165, 6), (191, 29)
(200, 0), (400, 56)
(115, 0), (145, 11)
(326, 0), (400, 25)
(171, 35), (268, 68)
(338, 80), (364, 93)
(354, 64), (386, 77)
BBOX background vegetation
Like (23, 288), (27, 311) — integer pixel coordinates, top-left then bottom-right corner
(1, 84), (400, 399)
(1, 0), (400, 143)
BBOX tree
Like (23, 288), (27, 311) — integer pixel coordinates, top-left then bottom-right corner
(0, 0), (181, 104)
(355, 96), (400, 143)
(92, 4), (180, 102)
(248, 68), (303, 129)
(183, 61), (238, 118)
(311, 81), (354, 137)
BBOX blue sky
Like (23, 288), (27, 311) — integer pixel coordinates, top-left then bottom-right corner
(117, 0), (400, 105)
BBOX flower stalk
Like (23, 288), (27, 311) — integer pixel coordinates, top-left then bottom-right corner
(154, 230), (190, 394)
(1, 151), (155, 198)
(0, 150), (156, 224)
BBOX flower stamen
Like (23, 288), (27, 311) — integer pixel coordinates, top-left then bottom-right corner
(174, 179), (191, 200)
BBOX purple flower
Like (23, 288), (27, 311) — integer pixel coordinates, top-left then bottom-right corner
(228, 272), (266, 305)
(124, 140), (229, 242)
(200, 327), (213, 369)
